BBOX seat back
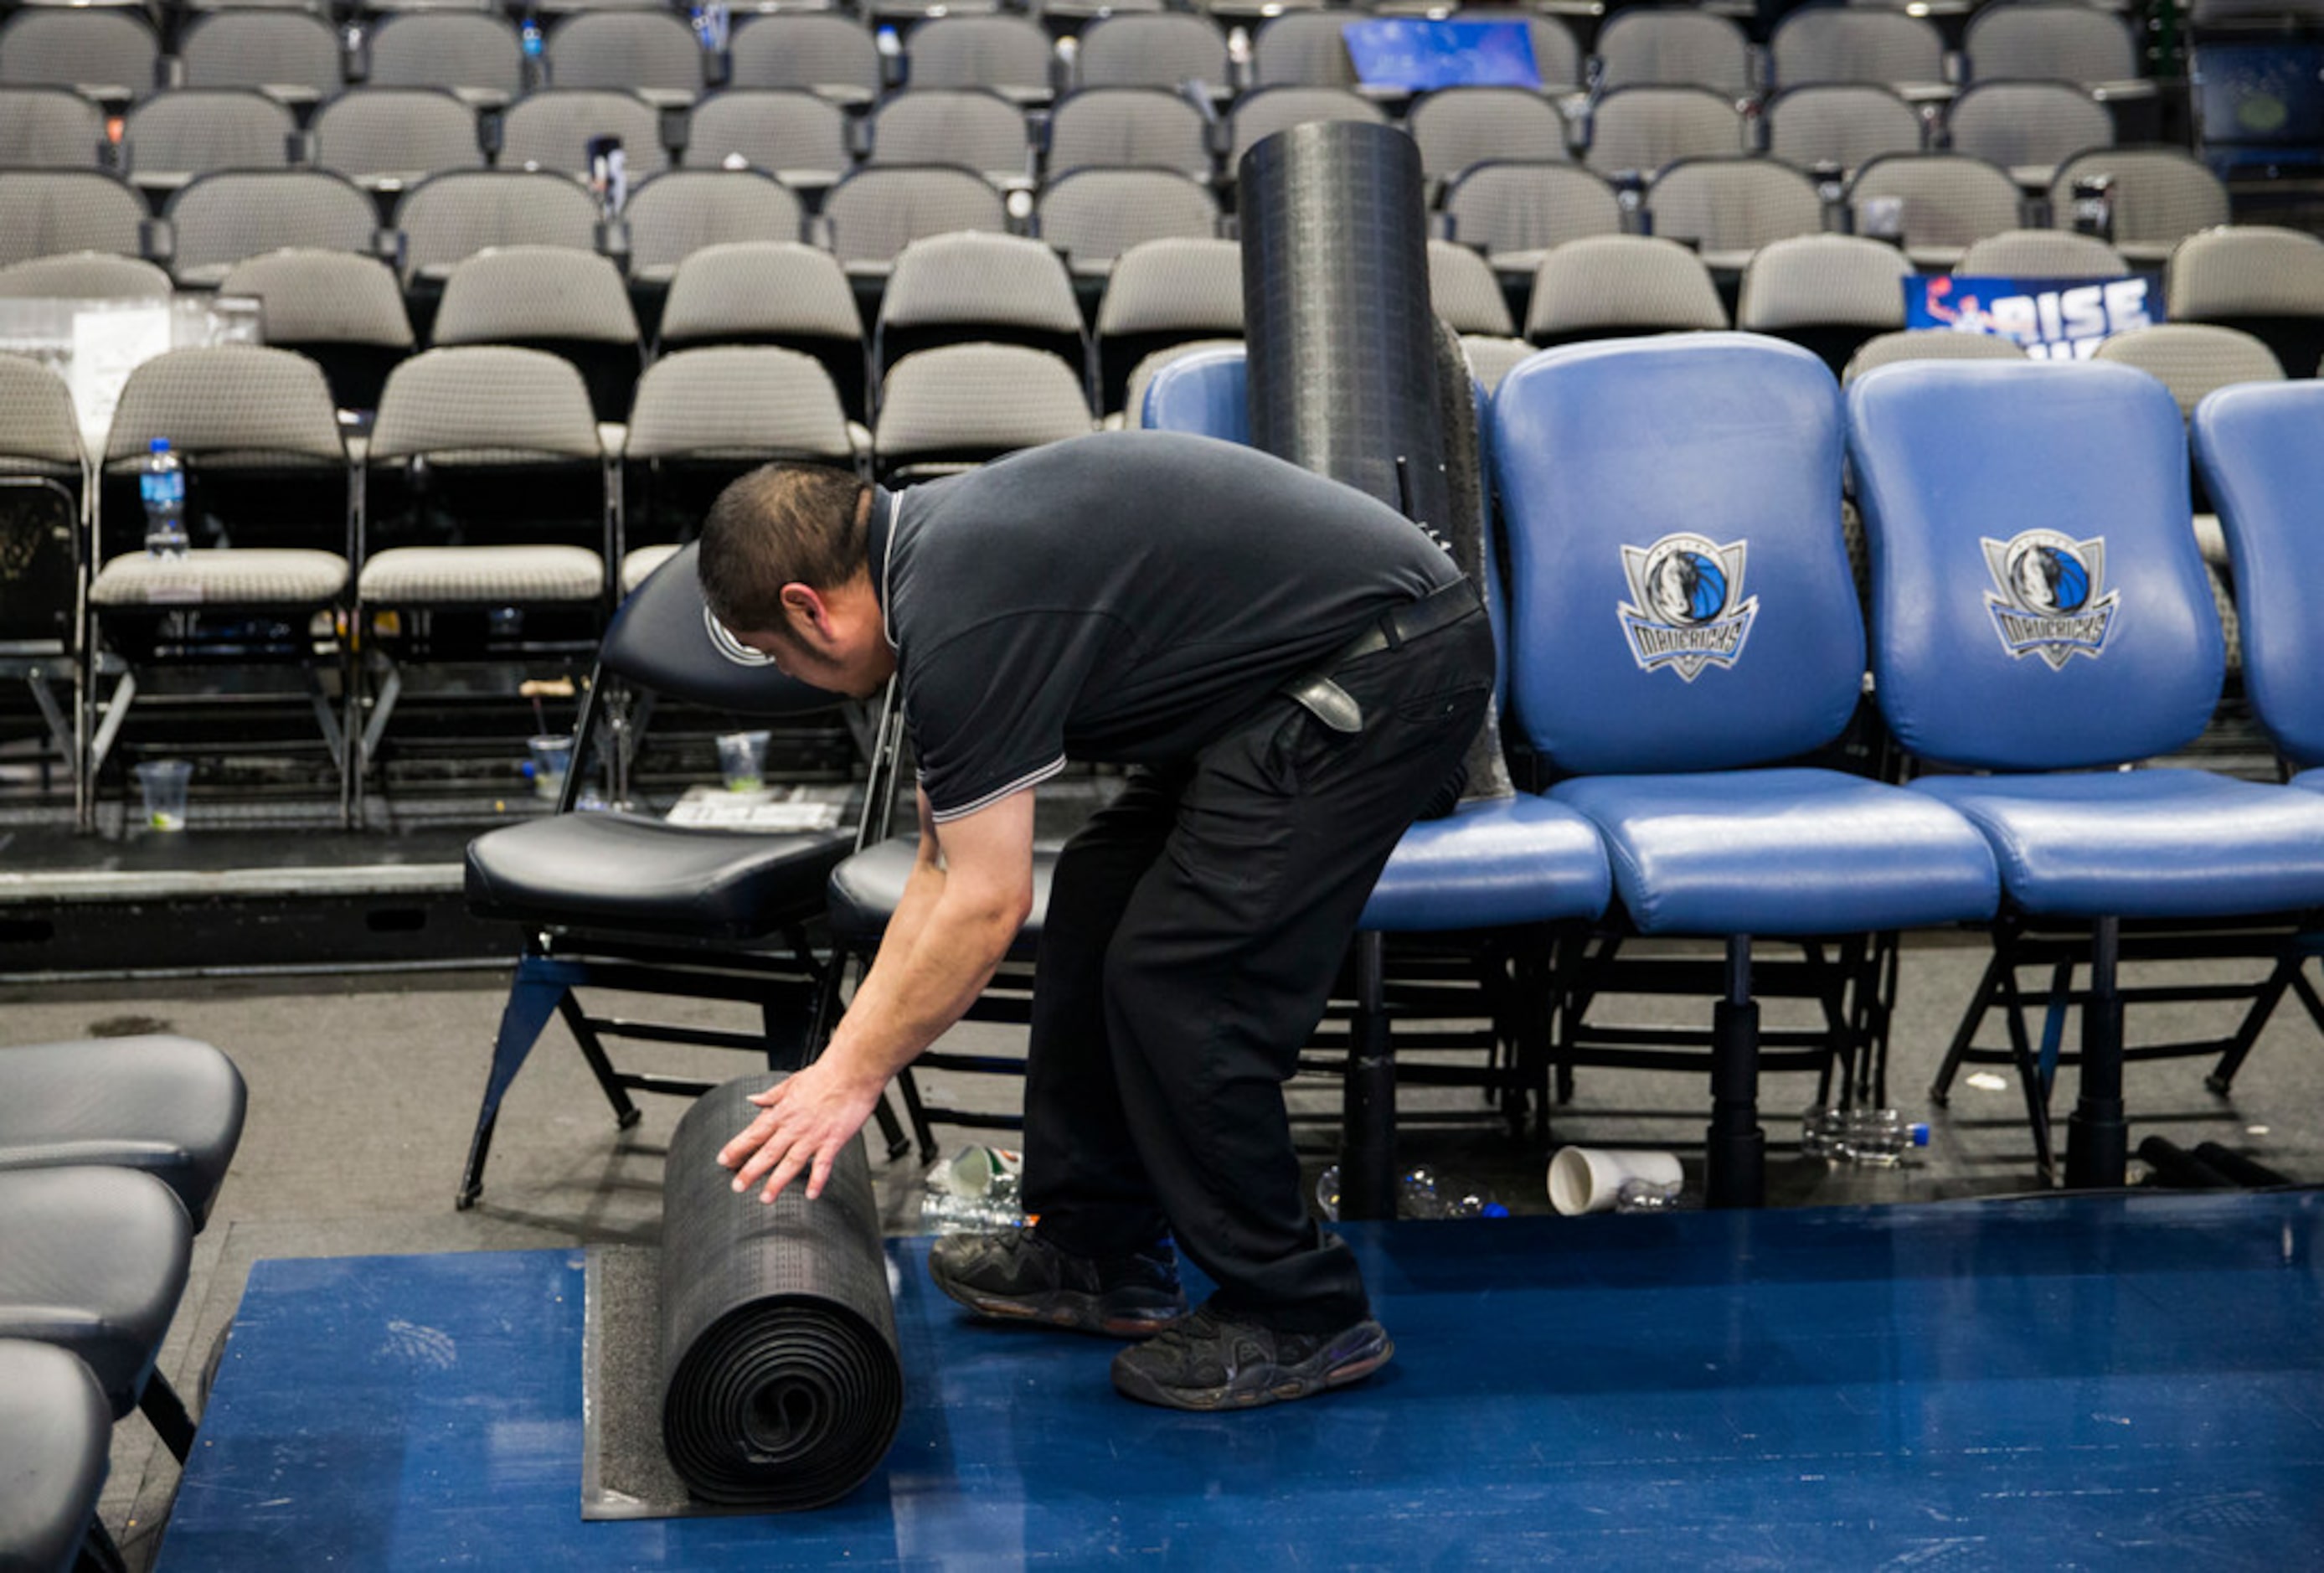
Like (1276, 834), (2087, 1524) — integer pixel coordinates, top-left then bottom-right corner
(726, 14), (879, 103)
(312, 88), (483, 183)
(368, 345), (605, 554)
(1848, 152), (2025, 258)
(1596, 8), (1752, 93)
(1848, 358), (2224, 770)
(1493, 333), (1860, 775)
(1737, 233), (1913, 374)
(1227, 86), (1384, 168)
(501, 89), (667, 178)
(1441, 162), (1621, 261)
(624, 346), (855, 551)
(1252, 12), (1358, 87)
(0, 250), (167, 300)
(432, 245), (642, 420)
(1964, 4), (2135, 86)
(625, 170), (803, 281)
(2193, 381), (2324, 766)
(1046, 86), (1211, 180)
(0, 9), (157, 95)
(819, 166), (1007, 268)
(364, 13), (525, 100)
(871, 342), (1092, 481)
(1074, 13), (1227, 90)
(0, 351), (86, 477)
(179, 11), (343, 95)
(1138, 341), (1245, 436)
(1644, 156), (1824, 260)
(0, 86), (103, 168)
(164, 169), (379, 285)
(0, 169), (142, 266)
(876, 229), (1084, 375)
(2094, 322), (2283, 421)
(1945, 80), (2110, 175)
(1093, 235), (1243, 412)
(394, 169), (600, 283)
(687, 90), (848, 179)
(1584, 85), (1744, 179)
(1524, 235), (1727, 345)
(1841, 327), (2027, 384)
(2167, 226), (2324, 381)
(599, 539), (837, 715)
(1427, 240), (1514, 336)
(904, 14), (1053, 97)
(546, 12), (704, 95)
(1037, 168), (1218, 275)
(1765, 83), (1923, 173)
(658, 239), (865, 415)
(2048, 147), (2229, 257)
(868, 89), (1028, 183)
(122, 90), (294, 180)
(214, 248), (415, 410)
(1956, 228), (2128, 276)
(1772, 8), (1945, 88)
(1405, 87), (1566, 186)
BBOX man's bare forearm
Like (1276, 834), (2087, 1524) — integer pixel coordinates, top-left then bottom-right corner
(819, 882), (1023, 1091)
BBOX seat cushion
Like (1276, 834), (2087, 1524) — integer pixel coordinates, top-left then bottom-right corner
(1910, 766), (2324, 921)
(358, 544), (603, 605)
(0, 1035), (245, 1231)
(2296, 769), (2324, 795)
(619, 541), (681, 596)
(0, 1168), (192, 1419)
(1359, 793), (1612, 932)
(0, 1338), (110, 1573)
(827, 836), (1057, 960)
(466, 812), (853, 941)
(90, 547), (348, 608)
(1552, 766), (2001, 936)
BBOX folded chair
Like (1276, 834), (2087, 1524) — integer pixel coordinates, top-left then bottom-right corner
(1497, 333), (2002, 1208)
(457, 544), (905, 1209)
(1850, 359), (2324, 1187)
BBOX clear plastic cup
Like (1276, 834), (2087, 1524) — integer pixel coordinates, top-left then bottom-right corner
(716, 730), (769, 793)
(133, 758), (193, 831)
(527, 735), (574, 801)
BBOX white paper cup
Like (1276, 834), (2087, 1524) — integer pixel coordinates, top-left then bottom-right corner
(133, 758), (193, 831)
(1548, 1147), (1684, 1216)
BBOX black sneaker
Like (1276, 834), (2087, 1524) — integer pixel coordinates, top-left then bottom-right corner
(1110, 1306), (1394, 1411)
(927, 1226), (1188, 1338)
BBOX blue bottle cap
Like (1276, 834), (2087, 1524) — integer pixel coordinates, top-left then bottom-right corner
(149, 437), (169, 453)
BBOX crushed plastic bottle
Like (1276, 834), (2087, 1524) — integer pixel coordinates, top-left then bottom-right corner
(1614, 1176), (1684, 1213)
(918, 1145), (1026, 1232)
(1317, 1163), (1507, 1221)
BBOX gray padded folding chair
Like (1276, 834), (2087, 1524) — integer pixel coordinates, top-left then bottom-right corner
(0, 250), (166, 299)
(1405, 87), (1567, 190)
(1251, 12), (1358, 87)
(1440, 161), (1622, 272)
(0, 169), (143, 266)
(120, 89), (295, 192)
(1736, 231), (1914, 374)
(1770, 8), (1947, 91)
(726, 13), (880, 108)
(1848, 151), (2027, 269)
(1520, 15), (1585, 95)
(0, 363), (88, 814)
(1523, 234), (1728, 347)
(0, 85), (103, 168)
(178, 10), (343, 108)
(500, 88), (670, 179)
(1074, 12), (1228, 92)
(687, 89), (850, 187)
(818, 164), (1007, 275)
(868, 89), (1031, 186)
(1425, 238), (1516, 336)
(1093, 235), (1242, 414)
(875, 229), (1086, 389)
(1227, 85), (1386, 168)
(871, 341), (1094, 482)
(657, 240), (868, 418)
(621, 346), (858, 587)
(624, 168), (803, 286)
(1956, 228), (2129, 276)
(1036, 167), (1219, 278)
(1458, 333), (1534, 392)
(1595, 8), (1754, 95)
(162, 168), (380, 287)
(394, 168), (601, 286)
(0, 9), (158, 102)
(216, 248), (416, 411)
(355, 347), (611, 781)
(85, 345), (357, 813)
(1765, 83), (1924, 175)
(546, 11), (707, 103)
(1945, 80), (2110, 184)
(430, 245), (644, 420)
(312, 87), (485, 188)
(1840, 326), (2027, 384)
(1045, 86), (1213, 181)
(1963, 4), (2136, 87)
(2167, 225), (2324, 383)
(2048, 147), (2230, 268)
(905, 13), (1055, 105)
(2095, 322), (2285, 421)
(1644, 155), (1825, 271)
(363, 13), (526, 109)
(1584, 85), (1746, 179)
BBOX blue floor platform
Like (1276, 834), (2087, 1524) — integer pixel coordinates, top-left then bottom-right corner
(158, 1194), (2324, 1570)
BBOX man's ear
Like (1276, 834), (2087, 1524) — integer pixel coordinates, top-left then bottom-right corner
(778, 582), (830, 641)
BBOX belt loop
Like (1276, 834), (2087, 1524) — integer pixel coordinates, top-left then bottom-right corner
(1380, 607), (1404, 652)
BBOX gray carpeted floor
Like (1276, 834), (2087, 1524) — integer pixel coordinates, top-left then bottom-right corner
(5, 931), (2321, 1570)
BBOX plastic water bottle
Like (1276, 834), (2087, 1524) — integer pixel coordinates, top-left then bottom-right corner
(1614, 1177), (1683, 1213)
(141, 438), (188, 559)
(1840, 1108), (1930, 1168)
(918, 1146), (1026, 1232)
(1317, 1163), (1507, 1221)
(519, 18), (544, 58)
(1800, 1102), (1849, 1160)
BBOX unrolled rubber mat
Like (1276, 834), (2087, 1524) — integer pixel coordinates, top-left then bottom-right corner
(657, 1075), (903, 1510)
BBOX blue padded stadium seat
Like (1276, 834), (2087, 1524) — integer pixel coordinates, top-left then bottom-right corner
(1496, 333), (2000, 1206)
(1851, 358), (2324, 1188)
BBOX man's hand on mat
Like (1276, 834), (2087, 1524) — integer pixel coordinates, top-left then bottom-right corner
(718, 1059), (884, 1204)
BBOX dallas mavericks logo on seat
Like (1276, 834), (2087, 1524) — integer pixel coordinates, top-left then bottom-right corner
(1980, 530), (2120, 670)
(1616, 534), (1759, 682)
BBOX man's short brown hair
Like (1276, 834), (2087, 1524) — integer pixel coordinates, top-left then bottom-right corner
(697, 462), (870, 632)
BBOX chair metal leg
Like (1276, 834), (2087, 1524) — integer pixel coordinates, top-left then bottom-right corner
(1703, 935), (1765, 1210)
(554, 988), (642, 1129)
(894, 1067), (940, 1165)
(457, 953), (588, 1209)
(2208, 932), (2324, 1094)
(2064, 915), (2128, 1190)
(1929, 935), (2014, 1106)
(1340, 931), (1397, 1221)
(871, 1091), (911, 1163)
(139, 1369), (197, 1463)
(2006, 959), (2059, 1183)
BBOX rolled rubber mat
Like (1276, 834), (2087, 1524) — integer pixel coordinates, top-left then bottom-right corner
(657, 1075), (902, 1510)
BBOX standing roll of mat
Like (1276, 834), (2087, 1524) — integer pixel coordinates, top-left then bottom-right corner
(658, 1075), (902, 1510)
(1238, 119), (1451, 541)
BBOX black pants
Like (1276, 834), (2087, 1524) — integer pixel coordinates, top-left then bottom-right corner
(1020, 608), (1496, 1333)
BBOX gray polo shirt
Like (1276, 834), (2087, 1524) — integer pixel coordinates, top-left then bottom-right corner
(874, 431), (1458, 823)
